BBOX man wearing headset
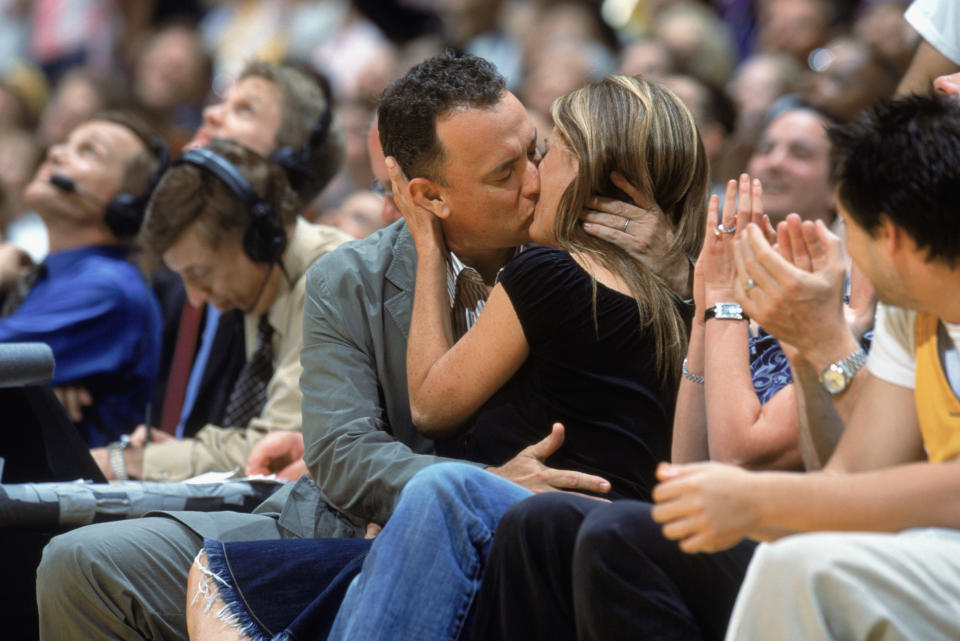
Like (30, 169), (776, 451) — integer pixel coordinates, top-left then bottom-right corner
(0, 111), (164, 447)
(89, 61), (349, 482)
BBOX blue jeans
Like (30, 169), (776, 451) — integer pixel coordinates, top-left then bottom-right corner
(327, 462), (533, 641)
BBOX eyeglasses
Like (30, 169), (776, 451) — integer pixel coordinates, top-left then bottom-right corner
(370, 179), (393, 200)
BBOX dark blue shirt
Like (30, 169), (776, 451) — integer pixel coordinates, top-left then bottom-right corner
(0, 245), (162, 446)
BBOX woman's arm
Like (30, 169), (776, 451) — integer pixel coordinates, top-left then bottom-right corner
(700, 175), (802, 470)
(386, 158), (530, 437)
(671, 216), (708, 463)
(407, 282), (529, 435)
(671, 320), (708, 463)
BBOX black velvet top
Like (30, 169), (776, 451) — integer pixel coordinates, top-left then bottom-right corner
(463, 247), (683, 501)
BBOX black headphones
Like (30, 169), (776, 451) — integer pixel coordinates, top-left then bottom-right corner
(175, 147), (287, 264)
(104, 133), (171, 239)
(268, 80), (333, 194)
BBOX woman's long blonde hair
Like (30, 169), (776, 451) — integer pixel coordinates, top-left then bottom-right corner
(551, 74), (708, 387)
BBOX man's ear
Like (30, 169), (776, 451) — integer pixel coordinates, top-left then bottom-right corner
(408, 178), (451, 219)
(876, 215), (905, 257)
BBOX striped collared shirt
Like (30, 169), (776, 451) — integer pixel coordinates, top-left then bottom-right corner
(446, 247), (525, 338)
(447, 251), (488, 340)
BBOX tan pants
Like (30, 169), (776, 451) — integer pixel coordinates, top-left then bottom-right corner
(725, 528), (960, 641)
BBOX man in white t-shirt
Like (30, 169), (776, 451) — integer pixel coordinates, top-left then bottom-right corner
(649, 92), (960, 640)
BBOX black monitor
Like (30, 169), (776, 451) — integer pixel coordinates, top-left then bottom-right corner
(0, 343), (106, 483)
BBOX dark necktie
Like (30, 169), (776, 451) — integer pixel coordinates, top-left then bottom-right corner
(222, 316), (274, 428)
(1, 263), (46, 317)
(451, 266), (488, 339)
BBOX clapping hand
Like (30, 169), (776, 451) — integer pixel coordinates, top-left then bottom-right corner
(734, 214), (848, 362)
(699, 174), (774, 312)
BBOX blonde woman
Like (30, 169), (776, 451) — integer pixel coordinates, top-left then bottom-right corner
(325, 74), (707, 641)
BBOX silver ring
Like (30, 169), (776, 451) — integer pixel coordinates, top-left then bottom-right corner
(743, 278), (756, 291)
(714, 223), (736, 237)
(622, 219), (630, 233)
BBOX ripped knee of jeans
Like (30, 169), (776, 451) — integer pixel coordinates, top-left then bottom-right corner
(191, 548), (248, 633)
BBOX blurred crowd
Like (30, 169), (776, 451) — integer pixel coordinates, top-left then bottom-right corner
(0, 0), (917, 257)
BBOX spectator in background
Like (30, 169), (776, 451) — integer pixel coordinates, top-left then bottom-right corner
(313, 99), (375, 213)
(619, 37), (677, 83)
(662, 73), (736, 192)
(26, 0), (118, 78)
(726, 52), (802, 135)
(0, 128), (44, 260)
(852, 1), (918, 76)
(36, 67), (125, 149)
(0, 59), (48, 131)
(654, 1), (735, 88)
(131, 21), (212, 152)
(366, 115), (401, 224)
(313, 189), (386, 240)
(0, 111), (164, 446)
(802, 36), (899, 122)
(746, 104), (836, 228)
(308, 5), (396, 103)
(518, 2), (616, 134)
(756, 0), (835, 65)
(520, 36), (613, 135)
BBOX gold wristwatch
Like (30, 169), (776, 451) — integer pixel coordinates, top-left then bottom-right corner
(820, 348), (868, 395)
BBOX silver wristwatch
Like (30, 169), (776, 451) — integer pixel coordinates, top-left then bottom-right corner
(820, 347), (868, 395)
(704, 302), (750, 322)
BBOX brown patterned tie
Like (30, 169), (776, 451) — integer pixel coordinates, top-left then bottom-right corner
(222, 316), (274, 427)
(451, 266), (488, 339)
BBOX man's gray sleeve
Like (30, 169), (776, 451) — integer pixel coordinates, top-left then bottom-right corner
(300, 254), (447, 526)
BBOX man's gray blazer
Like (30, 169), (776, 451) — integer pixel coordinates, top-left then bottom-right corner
(165, 220), (473, 541)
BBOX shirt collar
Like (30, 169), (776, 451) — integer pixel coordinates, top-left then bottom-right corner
(44, 245), (129, 278)
(445, 245), (525, 308)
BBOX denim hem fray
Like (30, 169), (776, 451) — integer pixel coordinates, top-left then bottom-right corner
(195, 540), (274, 641)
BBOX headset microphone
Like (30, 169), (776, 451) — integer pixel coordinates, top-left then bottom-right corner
(49, 173), (106, 208)
(49, 174), (77, 193)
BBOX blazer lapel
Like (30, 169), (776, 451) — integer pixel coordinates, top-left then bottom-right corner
(384, 224), (417, 340)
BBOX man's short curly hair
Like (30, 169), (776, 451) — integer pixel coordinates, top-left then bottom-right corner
(377, 50), (505, 184)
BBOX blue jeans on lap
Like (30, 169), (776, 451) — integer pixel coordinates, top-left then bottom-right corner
(327, 462), (533, 641)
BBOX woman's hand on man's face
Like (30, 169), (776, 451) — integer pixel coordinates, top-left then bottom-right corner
(581, 171), (692, 298)
(385, 157), (445, 250)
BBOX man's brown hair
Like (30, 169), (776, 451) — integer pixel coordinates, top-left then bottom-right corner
(91, 109), (167, 199)
(140, 138), (298, 261)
